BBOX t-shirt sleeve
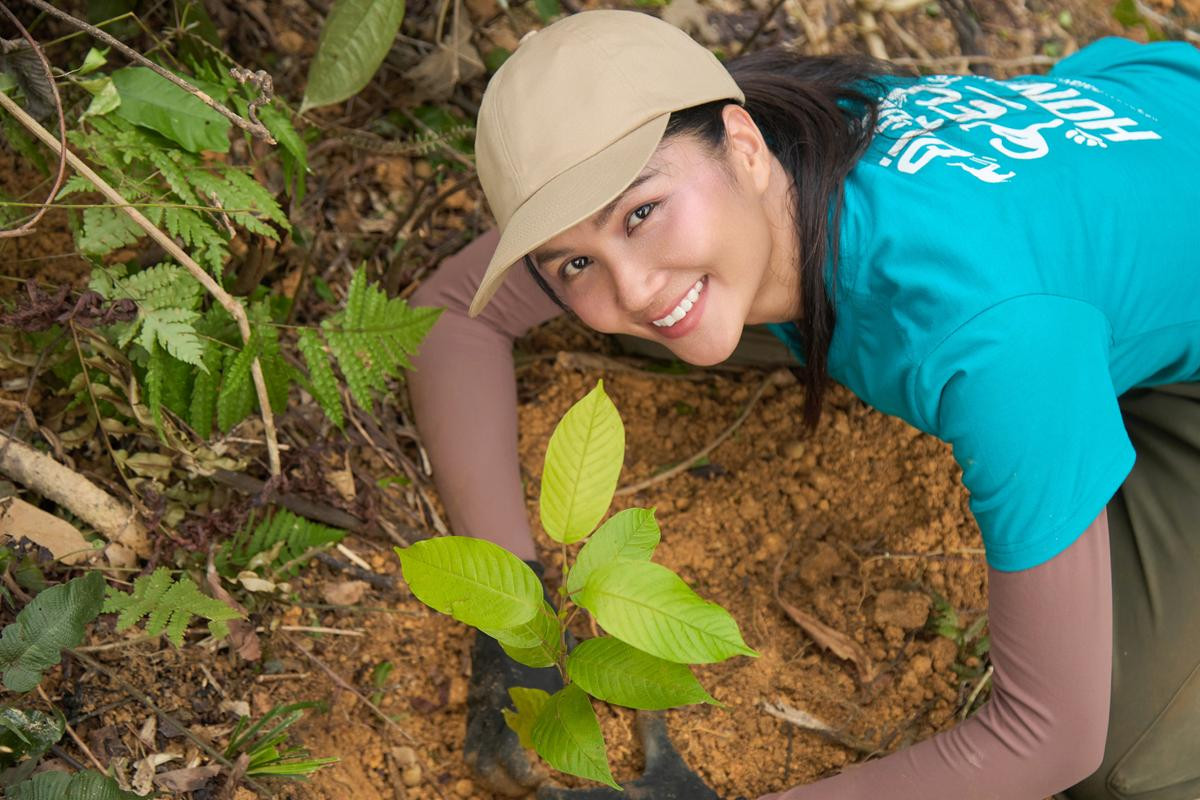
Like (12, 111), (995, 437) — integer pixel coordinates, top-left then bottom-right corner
(912, 294), (1135, 571)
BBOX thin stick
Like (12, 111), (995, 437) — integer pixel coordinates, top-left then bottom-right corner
(69, 649), (276, 798)
(736, 0), (789, 56)
(615, 370), (782, 496)
(959, 664), (994, 721)
(277, 625), (365, 636)
(0, 90), (282, 476)
(19, 0), (275, 143)
(1133, 0), (1200, 43)
(0, 6), (67, 239)
(37, 685), (106, 773)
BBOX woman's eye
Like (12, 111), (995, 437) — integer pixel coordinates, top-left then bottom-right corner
(561, 256), (590, 280)
(628, 202), (655, 231)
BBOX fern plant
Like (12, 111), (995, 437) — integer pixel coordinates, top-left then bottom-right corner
(102, 567), (243, 647)
(215, 509), (346, 580)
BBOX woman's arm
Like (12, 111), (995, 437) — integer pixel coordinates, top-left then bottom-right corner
(762, 509), (1112, 800)
(408, 229), (563, 559)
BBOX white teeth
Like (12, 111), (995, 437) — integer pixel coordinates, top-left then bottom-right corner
(652, 280), (705, 328)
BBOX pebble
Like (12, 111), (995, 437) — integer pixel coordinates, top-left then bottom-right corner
(393, 746), (417, 767)
(402, 765), (422, 786)
(780, 440), (805, 460)
(455, 778), (475, 797)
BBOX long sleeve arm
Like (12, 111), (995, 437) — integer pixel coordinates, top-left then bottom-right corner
(407, 229), (563, 559)
(763, 508), (1112, 800)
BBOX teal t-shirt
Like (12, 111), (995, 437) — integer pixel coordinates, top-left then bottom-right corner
(768, 37), (1200, 572)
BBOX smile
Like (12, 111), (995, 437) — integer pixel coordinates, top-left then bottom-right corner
(651, 279), (706, 328)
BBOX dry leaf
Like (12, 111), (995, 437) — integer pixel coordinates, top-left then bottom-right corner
(326, 468), (357, 502)
(322, 579), (369, 606)
(662, 0), (720, 43)
(761, 700), (877, 755)
(153, 764), (223, 792)
(220, 699), (251, 719)
(237, 570), (277, 594)
(773, 554), (877, 684)
(0, 496), (98, 565)
(405, 16), (485, 104)
(206, 555), (262, 661)
(133, 753), (179, 795)
(137, 716), (156, 748)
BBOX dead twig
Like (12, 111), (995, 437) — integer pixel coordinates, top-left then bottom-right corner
(38, 685), (107, 772)
(735, 0), (789, 56)
(762, 700), (879, 756)
(959, 664), (994, 721)
(19, 0), (275, 143)
(1133, 0), (1200, 43)
(615, 369), (787, 496)
(0, 429), (149, 555)
(0, 7), (67, 239)
(0, 90), (283, 476)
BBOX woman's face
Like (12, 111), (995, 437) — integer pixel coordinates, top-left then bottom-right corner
(529, 105), (800, 366)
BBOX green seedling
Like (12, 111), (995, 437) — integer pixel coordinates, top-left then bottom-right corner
(927, 593), (992, 718)
(223, 701), (337, 779)
(397, 380), (758, 788)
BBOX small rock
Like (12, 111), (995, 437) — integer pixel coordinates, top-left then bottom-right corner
(909, 653), (933, 678)
(455, 778), (475, 797)
(393, 746), (417, 767)
(874, 590), (932, 630)
(798, 542), (844, 587)
(448, 676), (469, 708)
(276, 30), (306, 55)
(780, 440), (805, 460)
(402, 764), (422, 786)
(929, 636), (959, 672)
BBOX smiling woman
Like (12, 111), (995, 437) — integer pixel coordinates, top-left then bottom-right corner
(406, 9), (1200, 800)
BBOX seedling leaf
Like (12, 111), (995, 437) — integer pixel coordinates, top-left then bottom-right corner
(482, 599), (561, 668)
(567, 637), (717, 710)
(111, 66), (230, 153)
(395, 537), (543, 630)
(567, 508), (659, 595)
(531, 684), (618, 790)
(539, 380), (625, 544)
(576, 561), (757, 664)
(502, 686), (550, 750)
(0, 572), (105, 692)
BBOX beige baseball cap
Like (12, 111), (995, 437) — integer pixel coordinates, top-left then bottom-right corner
(468, 9), (744, 316)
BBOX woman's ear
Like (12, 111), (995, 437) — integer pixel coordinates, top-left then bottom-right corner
(720, 104), (773, 196)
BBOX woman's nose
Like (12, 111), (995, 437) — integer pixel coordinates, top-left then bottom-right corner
(608, 257), (660, 316)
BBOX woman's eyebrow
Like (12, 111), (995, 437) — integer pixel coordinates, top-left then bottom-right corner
(530, 172), (657, 265)
(590, 172), (656, 230)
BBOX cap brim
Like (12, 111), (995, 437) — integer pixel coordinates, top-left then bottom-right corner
(468, 114), (670, 317)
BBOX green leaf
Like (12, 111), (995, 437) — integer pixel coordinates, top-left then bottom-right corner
(216, 335), (257, 432)
(1113, 0), (1140, 27)
(533, 0), (561, 21)
(7, 769), (147, 799)
(79, 47), (108, 76)
(0, 707), (64, 770)
(395, 537), (542, 630)
(80, 77), (120, 120)
(482, 599), (561, 668)
(301, 0), (407, 112)
(189, 339), (221, 439)
(531, 684), (617, 789)
(145, 340), (166, 438)
(567, 508), (659, 595)
(539, 380), (625, 544)
(320, 267), (441, 417)
(502, 687), (550, 750)
(576, 561), (757, 664)
(215, 509), (345, 579)
(567, 637), (717, 710)
(297, 329), (344, 428)
(111, 66), (230, 152)
(0, 573), (105, 692)
(102, 567), (242, 647)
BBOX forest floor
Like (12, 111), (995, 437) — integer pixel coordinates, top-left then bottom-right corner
(2, 0), (1197, 798)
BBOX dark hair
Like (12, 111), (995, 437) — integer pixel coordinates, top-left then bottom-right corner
(526, 47), (895, 430)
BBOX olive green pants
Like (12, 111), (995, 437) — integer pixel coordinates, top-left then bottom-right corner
(617, 333), (1200, 798)
(1059, 382), (1200, 800)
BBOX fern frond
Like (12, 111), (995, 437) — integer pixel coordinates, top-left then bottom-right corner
(146, 340), (165, 437)
(296, 328), (343, 429)
(118, 262), (203, 311)
(139, 306), (204, 367)
(216, 334), (257, 432)
(319, 268), (441, 417)
(253, 323), (292, 414)
(78, 206), (142, 257)
(143, 144), (200, 206)
(55, 175), (97, 199)
(189, 168), (287, 238)
(102, 567), (242, 647)
(162, 206), (228, 274)
(216, 510), (346, 579)
(189, 338), (222, 439)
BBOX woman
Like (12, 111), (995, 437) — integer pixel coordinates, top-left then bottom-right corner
(407, 10), (1200, 799)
